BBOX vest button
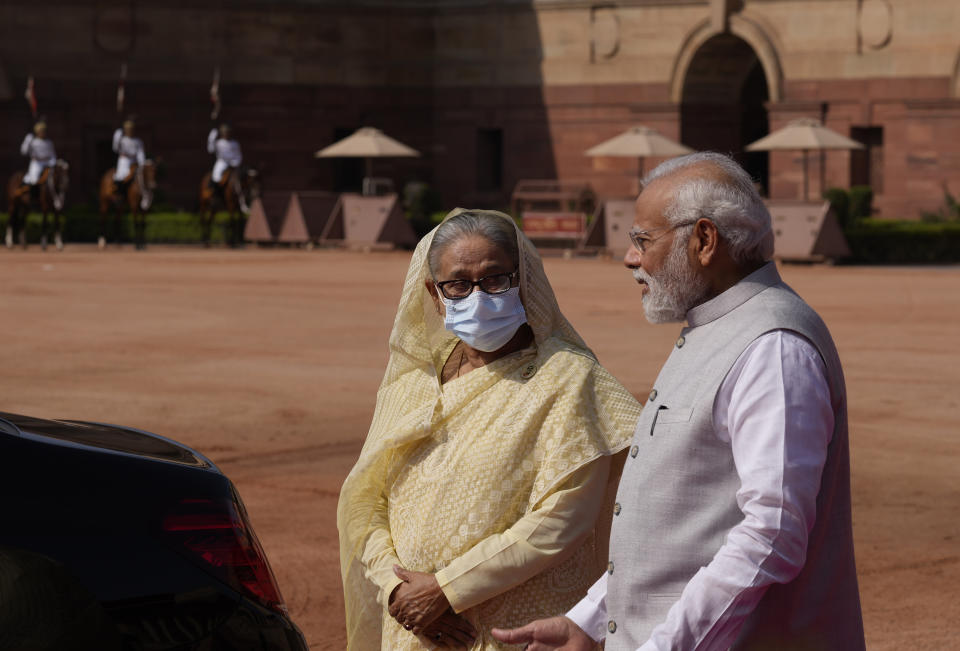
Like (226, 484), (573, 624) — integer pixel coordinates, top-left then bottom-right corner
(608, 620), (617, 634)
(613, 502), (621, 515)
(607, 561), (614, 575)
(676, 336), (686, 348)
(648, 389), (658, 402)
(630, 445), (639, 458)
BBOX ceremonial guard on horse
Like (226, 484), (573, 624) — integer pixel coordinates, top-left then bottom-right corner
(112, 118), (146, 199)
(20, 119), (58, 197)
(98, 117), (156, 250)
(207, 124), (245, 206)
(199, 123), (257, 247)
(6, 118), (69, 250)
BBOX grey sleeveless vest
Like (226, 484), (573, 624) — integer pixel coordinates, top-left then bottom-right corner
(605, 263), (864, 650)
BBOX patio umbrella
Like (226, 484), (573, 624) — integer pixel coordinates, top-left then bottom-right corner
(585, 126), (694, 187)
(746, 117), (863, 200)
(315, 127), (420, 195)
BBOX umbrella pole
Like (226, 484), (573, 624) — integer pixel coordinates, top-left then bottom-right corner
(364, 158), (373, 196)
(820, 149), (826, 200)
(802, 149), (809, 201)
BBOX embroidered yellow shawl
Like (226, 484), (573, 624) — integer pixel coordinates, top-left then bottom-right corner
(337, 209), (640, 649)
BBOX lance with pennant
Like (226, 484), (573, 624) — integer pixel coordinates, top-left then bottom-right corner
(25, 76), (37, 118)
(117, 63), (127, 114)
(210, 67), (221, 120)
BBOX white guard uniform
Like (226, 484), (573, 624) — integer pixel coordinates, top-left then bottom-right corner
(207, 128), (242, 183)
(20, 134), (57, 185)
(112, 129), (146, 182)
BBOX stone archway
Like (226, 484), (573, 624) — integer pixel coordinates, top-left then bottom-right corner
(678, 31), (771, 193)
(671, 15), (783, 105)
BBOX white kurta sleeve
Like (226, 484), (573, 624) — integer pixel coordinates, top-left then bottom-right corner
(137, 141), (145, 165)
(112, 129), (123, 153)
(434, 455), (612, 614)
(566, 573), (610, 641)
(207, 128), (218, 154)
(637, 330), (833, 651)
(21, 134), (33, 156)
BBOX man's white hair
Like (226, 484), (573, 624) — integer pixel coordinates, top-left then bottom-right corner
(642, 152), (774, 264)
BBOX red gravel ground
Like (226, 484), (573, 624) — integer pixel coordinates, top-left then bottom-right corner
(2, 247), (957, 649)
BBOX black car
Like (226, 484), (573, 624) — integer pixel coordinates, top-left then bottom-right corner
(0, 412), (308, 651)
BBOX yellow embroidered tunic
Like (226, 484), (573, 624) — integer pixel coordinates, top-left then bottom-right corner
(338, 209), (641, 650)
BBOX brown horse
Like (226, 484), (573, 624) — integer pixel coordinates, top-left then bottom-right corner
(198, 167), (260, 247)
(98, 160), (156, 250)
(5, 161), (70, 250)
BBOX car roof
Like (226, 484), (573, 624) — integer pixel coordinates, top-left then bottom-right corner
(0, 412), (213, 469)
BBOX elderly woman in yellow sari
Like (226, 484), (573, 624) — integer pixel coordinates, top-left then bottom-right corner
(337, 209), (641, 650)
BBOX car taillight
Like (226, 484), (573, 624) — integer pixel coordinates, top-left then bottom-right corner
(163, 492), (287, 614)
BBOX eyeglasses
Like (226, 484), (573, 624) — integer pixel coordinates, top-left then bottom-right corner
(627, 220), (698, 253)
(435, 270), (518, 300)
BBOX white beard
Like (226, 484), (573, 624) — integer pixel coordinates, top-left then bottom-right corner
(633, 236), (710, 324)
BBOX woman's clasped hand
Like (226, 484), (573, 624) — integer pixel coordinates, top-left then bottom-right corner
(389, 566), (477, 648)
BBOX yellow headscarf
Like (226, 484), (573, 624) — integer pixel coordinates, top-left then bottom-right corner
(337, 209), (640, 649)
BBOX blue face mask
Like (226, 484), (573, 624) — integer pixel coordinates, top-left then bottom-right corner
(440, 286), (528, 352)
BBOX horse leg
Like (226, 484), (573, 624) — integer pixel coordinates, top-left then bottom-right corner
(209, 197), (218, 248)
(202, 201), (212, 248)
(18, 201), (27, 249)
(98, 202), (107, 249)
(131, 189), (146, 250)
(135, 211), (146, 250)
(4, 204), (13, 249)
(232, 203), (243, 248)
(54, 211), (63, 251)
(132, 210), (139, 250)
(226, 207), (234, 248)
(40, 209), (48, 251)
(116, 194), (126, 246)
(208, 209), (215, 248)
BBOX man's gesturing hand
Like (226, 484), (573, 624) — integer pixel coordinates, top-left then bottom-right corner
(388, 565), (450, 635)
(491, 616), (598, 650)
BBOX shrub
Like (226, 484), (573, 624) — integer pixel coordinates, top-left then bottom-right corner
(822, 187), (850, 229)
(1, 208), (239, 245)
(844, 218), (960, 264)
(920, 184), (960, 223)
(405, 184), (445, 238)
(848, 185), (874, 222)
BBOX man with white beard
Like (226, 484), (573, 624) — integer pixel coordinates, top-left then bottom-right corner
(493, 152), (864, 651)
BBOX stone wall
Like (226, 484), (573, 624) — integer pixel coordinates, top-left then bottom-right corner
(2, 0), (959, 217)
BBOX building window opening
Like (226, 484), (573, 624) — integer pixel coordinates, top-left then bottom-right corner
(476, 128), (503, 193)
(849, 126), (883, 193)
(332, 127), (365, 193)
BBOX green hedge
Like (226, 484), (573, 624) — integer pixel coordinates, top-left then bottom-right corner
(848, 185), (874, 222)
(1, 209), (242, 245)
(822, 188), (851, 228)
(823, 185), (873, 229)
(844, 219), (960, 264)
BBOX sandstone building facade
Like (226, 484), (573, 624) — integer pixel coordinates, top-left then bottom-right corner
(2, 0), (959, 217)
